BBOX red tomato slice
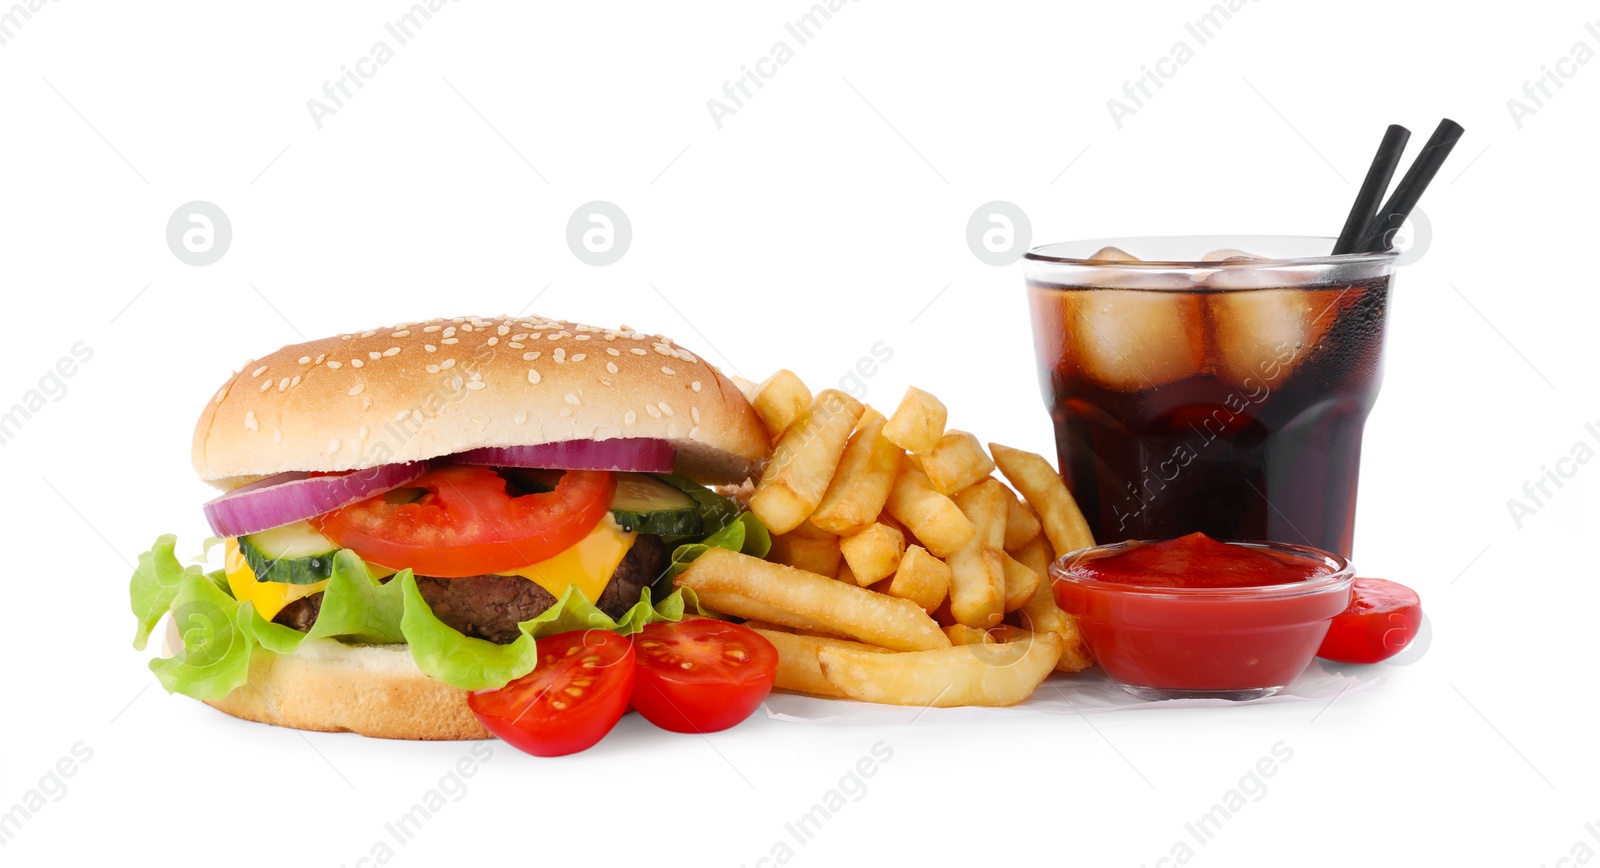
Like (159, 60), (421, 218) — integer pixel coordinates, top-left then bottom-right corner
(311, 465), (615, 577)
(1317, 577), (1423, 664)
(631, 619), (778, 734)
(467, 630), (634, 757)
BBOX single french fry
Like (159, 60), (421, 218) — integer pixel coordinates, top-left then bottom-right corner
(946, 479), (1008, 628)
(884, 544), (950, 613)
(989, 442), (1095, 555)
(839, 522), (906, 587)
(768, 531), (842, 579)
(882, 386), (947, 454)
(836, 561), (858, 585)
(986, 624), (1034, 644)
(817, 631), (1063, 707)
(810, 409), (904, 535)
(752, 390), (866, 534)
(693, 590), (841, 636)
(1013, 572), (1095, 673)
(752, 369), (813, 441)
(943, 624), (995, 646)
(748, 626), (892, 698)
(1002, 552), (1043, 613)
(920, 431), (996, 496)
(1012, 535), (1055, 577)
(885, 466), (974, 558)
(1003, 490), (1043, 552)
(677, 549), (949, 651)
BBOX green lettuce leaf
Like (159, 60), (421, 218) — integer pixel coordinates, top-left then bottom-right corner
(668, 511), (770, 577)
(130, 535), (201, 651)
(303, 551), (405, 644)
(147, 570), (254, 701)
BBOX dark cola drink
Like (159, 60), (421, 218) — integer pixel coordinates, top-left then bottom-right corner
(1025, 238), (1397, 559)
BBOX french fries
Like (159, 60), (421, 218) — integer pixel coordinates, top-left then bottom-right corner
(946, 479), (1008, 627)
(1003, 490), (1043, 552)
(1001, 552), (1042, 613)
(727, 371), (1105, 706)
(990, 442), (1095, 556)
(884, 544), (950, 613)
(677, 549), (949, 652)
(747, 626), (891, 698)
(816, 631), (1063, 707)
(919, 430), (996, 496)
(752, 369), (813, 441)
(882, 387), (947, 453)
(751, 390), (865, 534)
(810, 409), (903, 535)
(885, 467), (974, 558)
(839, 522), (906, 587)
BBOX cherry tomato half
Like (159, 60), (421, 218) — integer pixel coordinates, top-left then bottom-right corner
(1317, 577), (1423, 665)
(631, 619), (778, 734)
(312, 465), (615, 577)
(467, 630), (634, 757)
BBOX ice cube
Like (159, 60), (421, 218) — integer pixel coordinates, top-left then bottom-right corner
(1071, 290), (1206, 392)
(1200, 248), (1264, 263)
(1208, 289), (1336, 385)
(1088, 245), (1141, 262)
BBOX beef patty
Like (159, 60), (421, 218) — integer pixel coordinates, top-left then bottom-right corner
(272, 534), (668, 644)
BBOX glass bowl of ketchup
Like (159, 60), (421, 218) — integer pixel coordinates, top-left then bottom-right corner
(1051, 533), (1354, 701)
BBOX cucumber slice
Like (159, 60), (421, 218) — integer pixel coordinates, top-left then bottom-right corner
(238, 521), (340, 585)
(610, 473), (703, 536)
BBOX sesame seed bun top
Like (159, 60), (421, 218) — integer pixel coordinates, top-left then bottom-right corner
(192, 314), (769, 489)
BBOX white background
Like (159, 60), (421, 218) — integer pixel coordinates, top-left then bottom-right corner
(2, 1), (1596, 866)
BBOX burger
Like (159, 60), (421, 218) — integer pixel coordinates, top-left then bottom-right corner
(130, 315), (770, 740)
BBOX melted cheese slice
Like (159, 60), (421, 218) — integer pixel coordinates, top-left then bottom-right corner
(495, 516), (636, 604)
(224, 517), (637, 621)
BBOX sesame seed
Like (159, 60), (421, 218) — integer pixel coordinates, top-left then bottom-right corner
(461, 323), (473, 332)
(278, 377), (290, 392)
(546, 333), (562, 341)
(514, 410), (528, 425)
(362, 396), (373, 410)
(646, 404), (661, 419)
(424, 325), (442, 333)
(564, 392), (581, 405)
(360, 329), (378, 338)
(273, 428), (283, 443)
(658, 401), (673, 416)
(560, 407), (574, 418)
(327, 439), (341, 454)
(252, 365), (269, 377)
(291, 375), (301, 388)
(631, 348), (647, 355)
(315, 354), (326, 365)
(466, 380), (486, 391)
(468, 371), (481, 381)
(444, 327), (457, 336)
(369, 351), (381, 360)
(351, 359), (364, 368)
(425, 345), (437, 353)
(654, 347), (672, 356)
(625, 411), (637, 425)
(392, 330), (411, 338)
(600, 377), (614, 387)
(661, 366), (675, 376)
(384, 347), (401, 357)
(487, 336), (499, 346)
(426, 365), (440, 374)
(498, 325), (510, 336)
(358, 425), (370, 441)
(554, 348), (566, 363)
(512, 334), (528, 341)
(395, 410), (411, 421)
(691, 407), (701, 425)
(523, 352), (540, 361)
(441, 338), (459, 345)
(327, 361), (343, 369)
(606, 362), (619, 374)
(297, 356), (312, 365)
(571, 353), (586, 362)
(411, 410), (423, 424)
(575, 334), (591, 341)
(244, 411), (258, 431)
(259, 380), (272, 392)
(527, 370), (542, 384)
(691, 381), (702, 392)
(348, 384), (364, 396)
(606, 348), (620, 356)
(440, 358), (456, 370)
(451, 376), (463, 391)
(214, 387), (228, 404)
(508, 342), (525, 349)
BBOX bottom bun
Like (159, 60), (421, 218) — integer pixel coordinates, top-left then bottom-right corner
(166, 621), (490, 740)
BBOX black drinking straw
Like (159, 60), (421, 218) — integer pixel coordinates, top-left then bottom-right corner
(1331, 125), (1410, 255)
(1354, 118), (1464, 254)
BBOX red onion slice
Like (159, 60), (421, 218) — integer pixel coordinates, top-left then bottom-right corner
(452, 439), (675, 473)
(202, 462), (428, 538)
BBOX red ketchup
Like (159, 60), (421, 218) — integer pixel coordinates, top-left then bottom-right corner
(1053, 533), (1352, 699)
